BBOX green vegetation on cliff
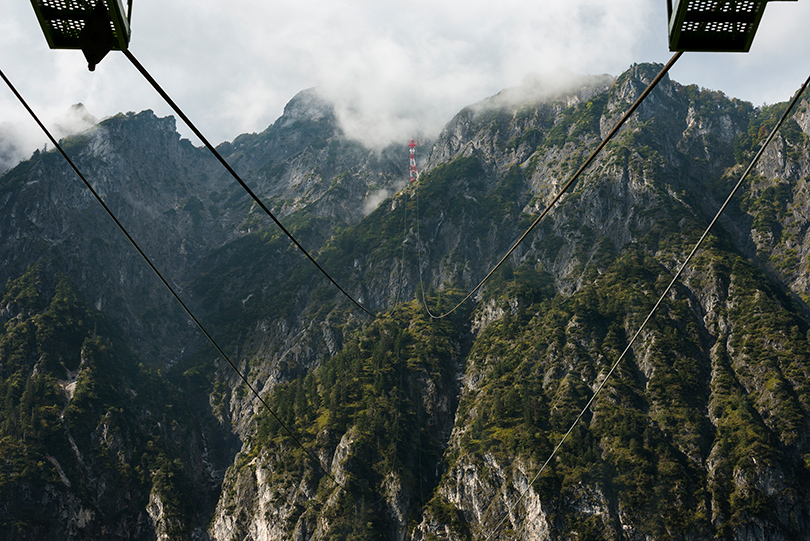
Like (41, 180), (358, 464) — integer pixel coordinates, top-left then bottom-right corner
(0, 266), (210, 540)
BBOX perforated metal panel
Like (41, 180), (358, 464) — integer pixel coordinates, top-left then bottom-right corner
(668, 0), (766, 51)
(30, 0), (130, 50)
(668, 0), (798, 52)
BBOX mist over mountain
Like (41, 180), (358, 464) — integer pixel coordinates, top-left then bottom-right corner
(0, 122), (33, 176)
(0, 104), (99, 177)
(2, 64), (810, 540)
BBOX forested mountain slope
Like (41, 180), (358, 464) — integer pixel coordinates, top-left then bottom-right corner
(2, 64), (810, 540)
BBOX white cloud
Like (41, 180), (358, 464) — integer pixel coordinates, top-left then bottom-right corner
(363, 189), (391, 216)
(52, 104), (99, 139)
(0, 121), (38, 174)
(2, 0), (808, 169)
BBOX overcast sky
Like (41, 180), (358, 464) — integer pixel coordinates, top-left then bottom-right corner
(2, 0), (809, 168)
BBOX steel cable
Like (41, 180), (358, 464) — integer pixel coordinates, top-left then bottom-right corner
(0, 66), (350, 497)
(418, 52), (683, 320)
(484, 71), (810, 541)
(123, 49), (375, 318)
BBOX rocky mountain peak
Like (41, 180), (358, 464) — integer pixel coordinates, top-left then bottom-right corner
(277, 87), (337, 128)
(97, 109), (179, 140)
(52, 103), (99, 140)
(478, 68), (615, 113)
(3, 64), (810, 541)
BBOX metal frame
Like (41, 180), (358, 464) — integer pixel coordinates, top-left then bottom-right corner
(667, 0), (796, 52)
(30, 0), (131, 51)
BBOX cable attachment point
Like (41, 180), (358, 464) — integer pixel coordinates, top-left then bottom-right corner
(80, 1), (115, 71)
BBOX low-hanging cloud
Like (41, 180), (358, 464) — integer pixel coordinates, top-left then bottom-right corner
(52, 103), (98, 139)
(308, 0), (659, 148)
(0, 122), (32, 175)
(363, 188), (391, 216)
(3, 0), (810, 157)
(0, 103), (99, 175)
(1, 0), (660, 152)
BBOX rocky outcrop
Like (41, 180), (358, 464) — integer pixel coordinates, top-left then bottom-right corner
(4, 63), (810, 540)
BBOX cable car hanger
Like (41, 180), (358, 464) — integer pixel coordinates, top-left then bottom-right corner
(667, 0), (797, 53)
(29, 0), (800, 65)
(413, 0), (800, 321)
(30, 0), (132, 71)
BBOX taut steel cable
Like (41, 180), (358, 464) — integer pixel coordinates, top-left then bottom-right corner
(418, 52), (684, 320)
(484, 71), (810, 541)
(123, 49), (375, 318)
(0, 66), (350, 496)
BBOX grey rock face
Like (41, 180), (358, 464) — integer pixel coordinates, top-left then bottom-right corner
(4, 64), (810, 540)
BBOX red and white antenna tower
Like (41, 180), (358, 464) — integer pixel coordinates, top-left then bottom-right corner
(408, 139), (419, 183)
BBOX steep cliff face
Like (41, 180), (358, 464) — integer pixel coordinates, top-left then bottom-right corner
(407, 67), (810, 540)
(0, 110), (228, 362)
(0, 89), (406, 539)
(204, 65), (810, 540)
(0, 90), (404, 364)
(0, 266), (233, 541)
(3, 64), (810, 540)
(216, 88), (406, 228)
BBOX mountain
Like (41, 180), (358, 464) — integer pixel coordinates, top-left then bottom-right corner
(0, 264), (234, 539)
(2, 65), (810, 540)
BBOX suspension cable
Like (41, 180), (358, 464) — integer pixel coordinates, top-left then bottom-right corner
(0, 66), (350, 495)
(122, 49), (375, 318)
(484, 71), (810, 541)
(419, 52), (683, 320)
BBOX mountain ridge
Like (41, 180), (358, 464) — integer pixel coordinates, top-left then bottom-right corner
(2, 63), (810, 540)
